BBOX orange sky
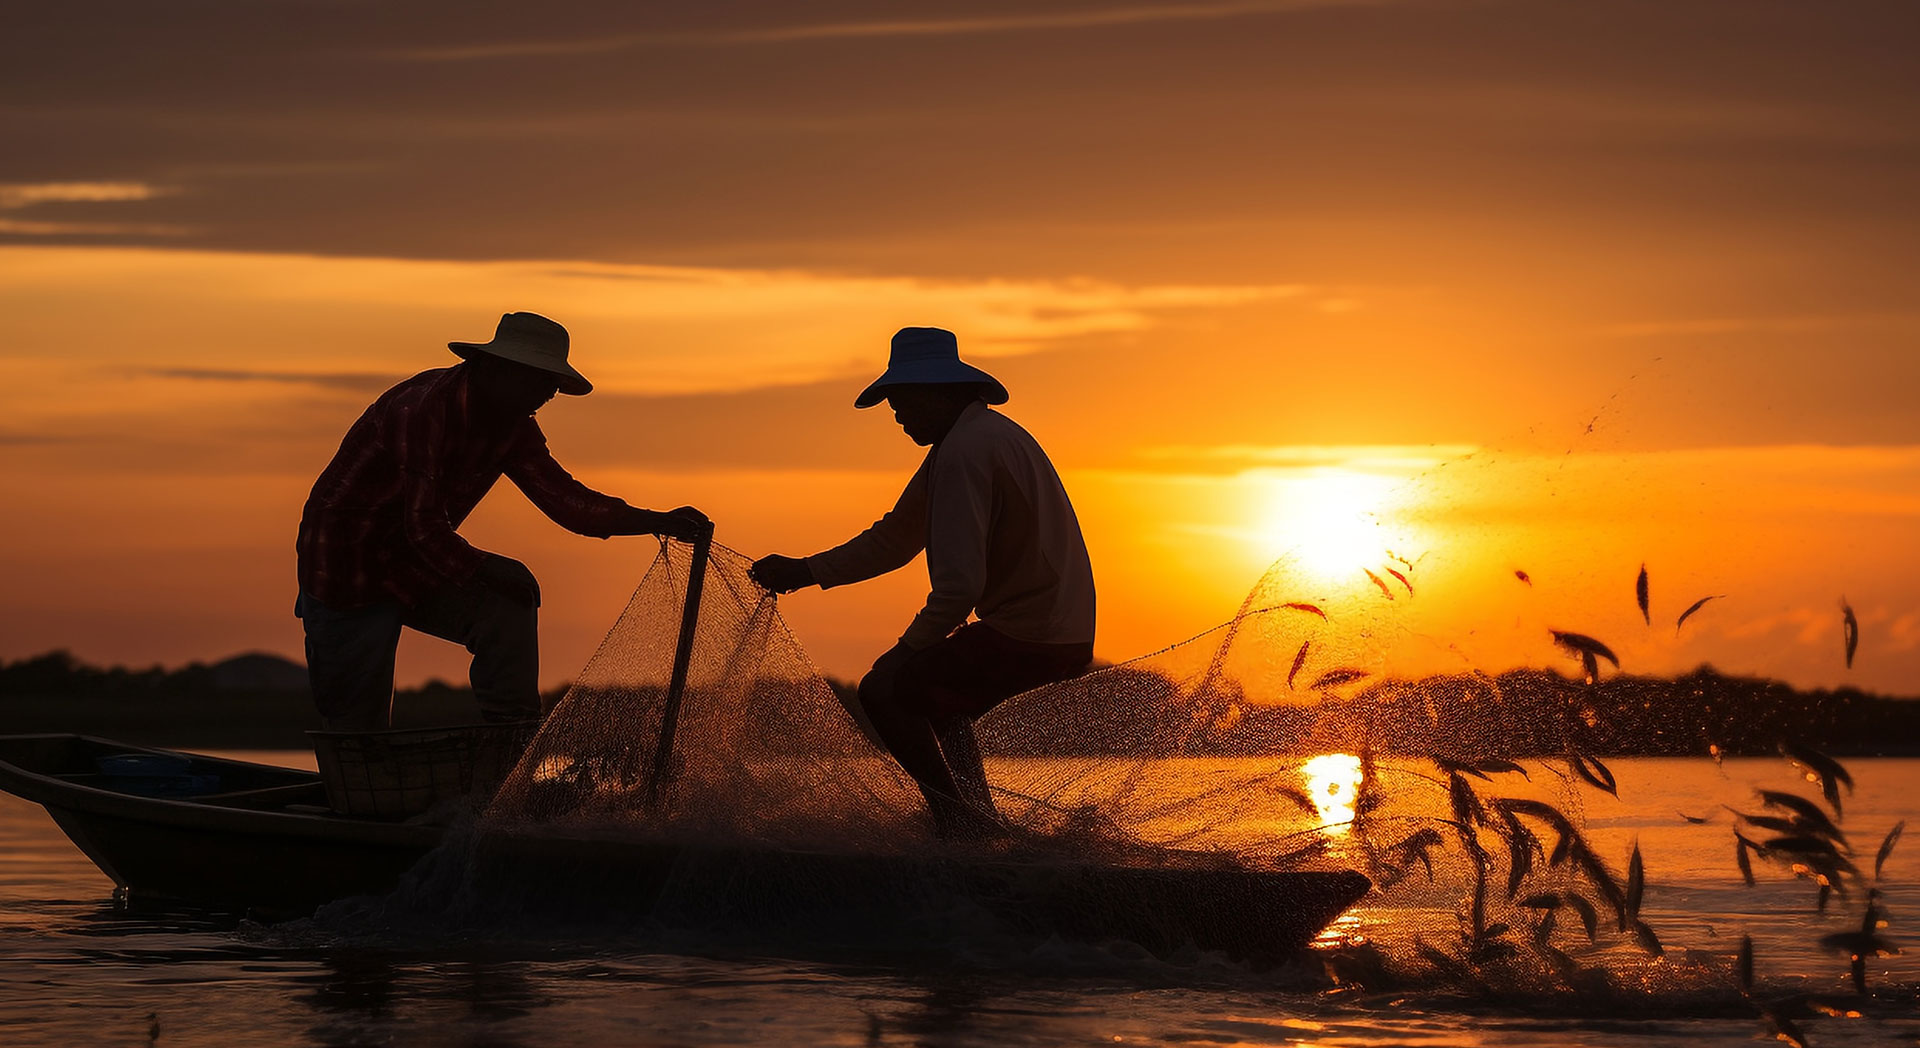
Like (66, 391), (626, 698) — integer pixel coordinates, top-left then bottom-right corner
(3, 2), (1917, 695)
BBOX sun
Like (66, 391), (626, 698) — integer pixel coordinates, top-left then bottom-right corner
(1301, 752), (1363, 830)
(1257, 469), (1400, 584)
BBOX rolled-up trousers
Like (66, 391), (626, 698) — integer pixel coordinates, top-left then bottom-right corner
(295, 574), (540, 731)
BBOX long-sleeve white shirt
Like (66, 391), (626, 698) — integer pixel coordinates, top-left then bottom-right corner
(806, 401), (1096, 650)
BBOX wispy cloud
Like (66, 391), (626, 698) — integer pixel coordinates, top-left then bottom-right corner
(0, 218), (190, 237)
(143, 368), (396, 393)
(0, 246), (1308, 396)
(1588, 313), (1920, 339)
(1138, 444), (1480, 472)
(0, 430), (76, 446)
(384, 0), (1394, 61)
(0, 182), (168, 210)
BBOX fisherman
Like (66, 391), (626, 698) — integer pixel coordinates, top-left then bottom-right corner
(751, 327), (1095, 839)
(295, 311), (707, 730)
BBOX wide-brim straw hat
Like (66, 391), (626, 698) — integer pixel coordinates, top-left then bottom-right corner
(854, 327), (1008, 409)
(448, 311), (593, 396)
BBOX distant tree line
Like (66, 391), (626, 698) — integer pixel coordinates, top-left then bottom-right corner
(978, 663), (1920, 758)
(1, 650), (1914, 756)
(0, 650), (561, 748)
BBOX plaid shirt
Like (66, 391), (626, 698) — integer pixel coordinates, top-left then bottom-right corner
(297, 365), (632, 609)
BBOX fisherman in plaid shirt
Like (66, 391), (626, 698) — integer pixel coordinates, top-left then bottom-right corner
(296, 312), (707, 730)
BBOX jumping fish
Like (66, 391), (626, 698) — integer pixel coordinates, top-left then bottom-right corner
(1636, 564), (1650, 625)
(1734, 834), (1756, 886)
(1311, 667), (1370, 690)
(1550, 630), (1620, 668)
(1385, 567), (1414, 595)
(1780, 741), (1854, 816)
(1820, 917), (1897, 993)
(1631, 919), (1663, 957)
(1363, 568), (1395, 600)
(1564, 893), (1600, 941)
(1876, 820), (1905, 880)
(1842, 599), (1859, 668)
(1755, 790), (1848, 848)
(1433, 756), (1529, 781)
(1391, 827), (1447, 882)
(1514, 569), (1532, 586)
(1675, 595), (1724, 634)
(1569, 752), (1619, 796)
(1280, 601), (1327, 619)
(1505, 814), (1538, 897)
(1448, 773), (1485, 828)
(1286, 639), (1310, 690)
(1626, 842), (1645, 916)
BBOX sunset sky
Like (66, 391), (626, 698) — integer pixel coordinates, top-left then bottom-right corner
(4, 1), (1917, 695)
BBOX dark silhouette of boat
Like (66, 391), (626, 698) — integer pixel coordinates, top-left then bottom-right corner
(0, 733), (1371, 960)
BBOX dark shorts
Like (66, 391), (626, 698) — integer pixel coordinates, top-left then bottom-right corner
(893, 621), (1094, 721)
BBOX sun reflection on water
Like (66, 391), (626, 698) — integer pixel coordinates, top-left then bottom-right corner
(1301, 752), (1363, 832)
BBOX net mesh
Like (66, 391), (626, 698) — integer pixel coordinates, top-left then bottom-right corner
(476, 523), (1903, 1008)
(488, 541), (926, 849)
(485, 539), (1605, 903)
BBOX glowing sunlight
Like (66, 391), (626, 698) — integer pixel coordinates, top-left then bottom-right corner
(1300, 752), (1363, 831)
(1258, 470), (1401, 585)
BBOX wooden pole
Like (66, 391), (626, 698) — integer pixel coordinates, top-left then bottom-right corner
(646, 521), (713, 809)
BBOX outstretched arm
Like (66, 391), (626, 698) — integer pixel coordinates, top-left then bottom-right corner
(753, 452), (932, 593)
(506, 424), (708, 540)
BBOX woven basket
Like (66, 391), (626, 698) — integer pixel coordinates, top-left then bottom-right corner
(308, 721), (538, 820)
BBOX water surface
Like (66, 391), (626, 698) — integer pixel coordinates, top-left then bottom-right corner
(2, 755), (1916, 1047)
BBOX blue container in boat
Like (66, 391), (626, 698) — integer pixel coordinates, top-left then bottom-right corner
(96, 753), (221, 797)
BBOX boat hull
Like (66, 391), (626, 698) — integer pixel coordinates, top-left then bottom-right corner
(470, 829), (1371, 961)
(1, 734), (1371, 959)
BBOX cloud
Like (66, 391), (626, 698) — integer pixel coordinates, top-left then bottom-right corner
(0, 431), (75, 446)
(143, 368), (397, 393)
(383, 0), (1395, 61)
(0, 218), (191, 237)
(0, 182), (168, 210)
(0, 246), (1309, 396)
(1137, 443), (1480, 473)
(1588, 314), (1920, 339)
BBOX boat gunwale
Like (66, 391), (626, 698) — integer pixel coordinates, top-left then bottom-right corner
(0, 733), (440, 848)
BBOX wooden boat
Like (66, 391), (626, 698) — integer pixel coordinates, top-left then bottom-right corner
(0, 733), (440, 912)
(0, 732), (1371, 959)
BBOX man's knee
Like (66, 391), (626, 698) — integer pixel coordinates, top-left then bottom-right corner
(466, 588), (539, 650)
(856, 669), (896, 721)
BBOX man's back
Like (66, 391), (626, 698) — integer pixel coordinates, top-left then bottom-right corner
(932, 403), (1094, 647)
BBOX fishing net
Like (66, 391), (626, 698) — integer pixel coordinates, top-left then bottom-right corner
(487, 534), (1595, 857)
(478, 518), (1900, 1010)
(483, 537), (1608, 952)
(487, 540), (925, 849)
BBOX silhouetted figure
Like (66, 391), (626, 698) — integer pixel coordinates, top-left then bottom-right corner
(752, 327), (1095, 839)
(295, 312), (706, 730)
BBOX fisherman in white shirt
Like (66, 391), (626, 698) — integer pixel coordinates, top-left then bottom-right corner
(752, 327), (1096, 840)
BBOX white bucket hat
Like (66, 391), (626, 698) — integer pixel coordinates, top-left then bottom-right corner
(854, 327), (1008, 409)
(448, 312), (593, 396)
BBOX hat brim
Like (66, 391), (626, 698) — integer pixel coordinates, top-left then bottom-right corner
(854, 361), (1008, 409)
(450, 341), (593, 396)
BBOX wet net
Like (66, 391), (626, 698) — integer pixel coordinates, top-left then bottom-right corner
(477, 521), (1901, 1007)
(482, 538), (1619, 952)
(488, 540), (925, 848)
